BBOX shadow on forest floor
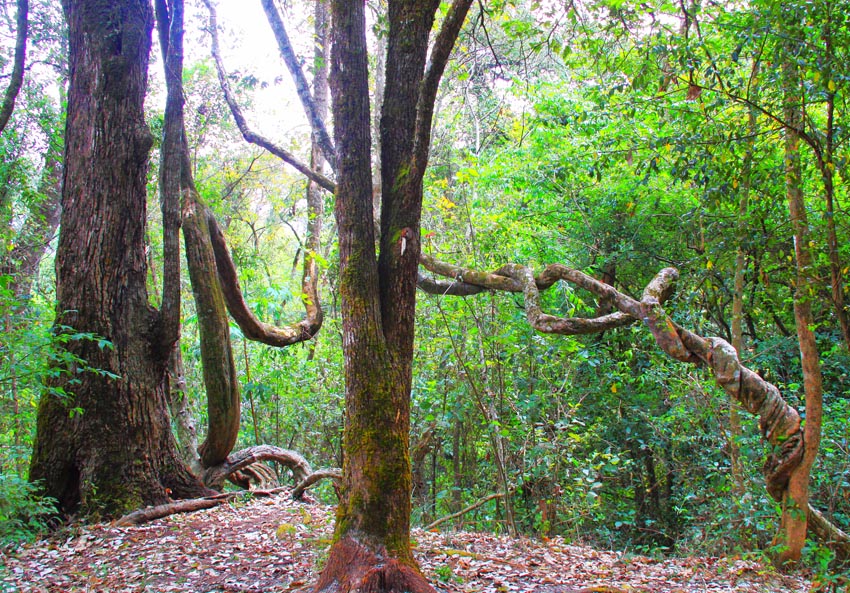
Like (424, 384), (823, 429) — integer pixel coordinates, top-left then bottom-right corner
(1, 488), (809, 592)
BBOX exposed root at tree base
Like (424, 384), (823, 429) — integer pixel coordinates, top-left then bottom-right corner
(314, 536), (437, 593)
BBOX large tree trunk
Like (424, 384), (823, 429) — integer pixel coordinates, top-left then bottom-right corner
(28, 0), (209, 518)
(315, 1), (471, 591)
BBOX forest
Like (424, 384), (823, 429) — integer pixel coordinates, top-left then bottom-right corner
(0, 0), (849, 591)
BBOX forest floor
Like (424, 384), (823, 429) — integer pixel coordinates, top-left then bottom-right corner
(1, 487), (810, 593)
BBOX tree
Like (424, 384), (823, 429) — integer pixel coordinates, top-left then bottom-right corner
(311, 1), (472, 590)
(28, 0), (209, 517)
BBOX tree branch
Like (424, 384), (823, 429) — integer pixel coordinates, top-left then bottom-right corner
(413, 0), (474, 174)
(419, 256), (805, 505)
(0, 0), (28, 135)
(202, 0), (335, 192)
(112, 487), (289, 527)
(259, 0), (336, 171)
(206, 210), (322, 346)
(424, 492), (505, 531)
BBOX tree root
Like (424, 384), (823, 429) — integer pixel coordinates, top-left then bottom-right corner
(203, 445), (312, 490)
(313, 537), (436, 593)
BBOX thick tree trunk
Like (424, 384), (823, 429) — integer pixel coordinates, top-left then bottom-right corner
(28, 0), (209, 518)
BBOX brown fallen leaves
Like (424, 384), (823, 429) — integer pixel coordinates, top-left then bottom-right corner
(1, 489), (809, 593)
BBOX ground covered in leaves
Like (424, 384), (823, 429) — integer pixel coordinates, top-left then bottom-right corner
(1, 488), (810, 592)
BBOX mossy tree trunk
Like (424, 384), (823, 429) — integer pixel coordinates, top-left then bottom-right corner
(28, 0), (210, 518)
(314, 1), (472, 591)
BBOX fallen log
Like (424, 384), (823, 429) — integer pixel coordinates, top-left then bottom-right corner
(113, 487), (288, 527)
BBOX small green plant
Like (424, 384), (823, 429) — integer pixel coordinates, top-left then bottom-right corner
(0, 474), (57, 547)
(433, 564), (462, 584)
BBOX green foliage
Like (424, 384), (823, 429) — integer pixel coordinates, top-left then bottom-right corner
(0, 474), (57, 547)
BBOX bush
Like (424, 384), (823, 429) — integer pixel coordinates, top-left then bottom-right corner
(0, 474), (57, 547)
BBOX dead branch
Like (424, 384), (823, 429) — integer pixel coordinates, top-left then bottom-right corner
(112, 487), (289, 527)
(424, 492), (505, 531)
(292, 468), (342, 500)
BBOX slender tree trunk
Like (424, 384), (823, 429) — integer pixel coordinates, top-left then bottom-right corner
(729, 70), (759, 495)
(819, 14), (850, 351)
(167, 346), (202, 475)
(778, 43), (824, 566)
(29, 0), (209, 518)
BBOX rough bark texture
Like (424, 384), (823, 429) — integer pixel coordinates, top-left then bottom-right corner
(316, 1), (472, 590)
(28, 0), (209, 518)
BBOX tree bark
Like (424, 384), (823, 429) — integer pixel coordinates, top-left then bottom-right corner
(28, 0), (210, 518)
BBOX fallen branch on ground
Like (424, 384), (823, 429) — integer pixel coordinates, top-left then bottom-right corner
(424, 492), (505, 531)
(113, 487), (289, 526)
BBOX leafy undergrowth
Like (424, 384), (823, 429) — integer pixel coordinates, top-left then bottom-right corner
(1, 488), (809, 593)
